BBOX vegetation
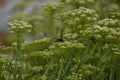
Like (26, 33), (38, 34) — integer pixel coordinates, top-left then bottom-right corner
(0, 0), (120, 80)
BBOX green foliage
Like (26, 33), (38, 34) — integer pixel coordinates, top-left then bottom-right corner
(0, 0), (120, 80)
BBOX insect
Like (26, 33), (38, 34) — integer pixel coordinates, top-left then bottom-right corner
(55, 37), (64, 42)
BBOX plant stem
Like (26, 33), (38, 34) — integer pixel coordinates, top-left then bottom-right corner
(13, 33), (23, 80)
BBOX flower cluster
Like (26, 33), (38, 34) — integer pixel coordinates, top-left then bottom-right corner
(111, 44), (120, 55)
(67, 64), (99, 80)
(0, 46), (12, 53)
(43, 2), (64, 12)
(108, 12), (120, 20)
(56, 7), (99, 26)
(67, 72), (82, 80)
(63, 33), (79, 41)
(32, 66), (43, 73)
(39, 75), (48, 80)
(98, 18), (120, 28)
(0, 55), (10, 63)
(40, 50), (54, 59)
(79, 64), (100, 77)
(8, 20), (32, 34)
(49, 41), (85, 51)
(80, 25), (120, 42)
(60, 0), (95, 7)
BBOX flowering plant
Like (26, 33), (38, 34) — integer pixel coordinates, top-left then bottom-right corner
(0, 0), (120, 80)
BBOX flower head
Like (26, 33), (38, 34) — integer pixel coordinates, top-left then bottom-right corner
(8, 20), (32, 34)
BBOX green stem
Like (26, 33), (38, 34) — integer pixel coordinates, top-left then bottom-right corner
(110, 55), (116, 80)
(81, 41), (100, 64)
(96, 64), (106, 79)
(57, 62), (63, 80)
(13, 33), (23, 80)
